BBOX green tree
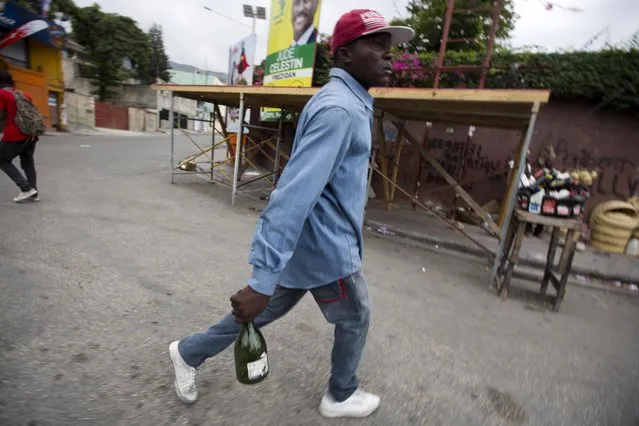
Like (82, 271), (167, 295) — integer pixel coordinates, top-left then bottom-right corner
(390, 0), (518, 53)
(13, 0), (77, 18)
(146, 23), (170, 83)
(71, 4), (151, 100)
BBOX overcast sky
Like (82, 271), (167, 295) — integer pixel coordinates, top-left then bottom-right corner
(73, 0), (639, 73)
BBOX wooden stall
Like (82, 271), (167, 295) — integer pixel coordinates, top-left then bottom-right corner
(152, 83), (550, 290)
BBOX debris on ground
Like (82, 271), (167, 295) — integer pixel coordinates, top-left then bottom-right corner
(376, 227), (396, 236)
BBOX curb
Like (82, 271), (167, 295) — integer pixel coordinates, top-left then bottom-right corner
(364, 218), (639, 286)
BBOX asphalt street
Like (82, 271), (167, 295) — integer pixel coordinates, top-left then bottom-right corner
(1, 134), (638, 426)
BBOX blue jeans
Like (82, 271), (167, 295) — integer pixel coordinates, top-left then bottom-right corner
(178, 271), (371, 402)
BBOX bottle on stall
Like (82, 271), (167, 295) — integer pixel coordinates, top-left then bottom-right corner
(234, 321), (269, 385)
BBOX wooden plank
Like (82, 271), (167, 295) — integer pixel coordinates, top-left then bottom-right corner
(371, 162), (494, 256)
(499, 220), (526, 300)
(214, 104), (228, 137)
(541, 227), (561, 295)
(554, 229), (578, 312)
(375, 115), (391, 205)
(381, 108), (529, 130)
(412, 124), (431, 211)
(388, 114), (500, 235)
(549, 274), (560, 292)
(515, 209), (582, 229)
(389, 131), (404, 202)
(153, 84), (550, 106)
(371, 87), (551, 104)
(152, 85), (548, 130)
(264, 139), (290, 161)
(377, 99), (534, 118)
(498, 132), (526, 227)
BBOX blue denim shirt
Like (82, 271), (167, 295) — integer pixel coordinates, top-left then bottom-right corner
(247, 68), (373, 296)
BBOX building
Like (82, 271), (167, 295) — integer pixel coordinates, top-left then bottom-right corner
(153, 62), (228, 133)
(62, 38), (95, 130)
(0, 1), (67, 130)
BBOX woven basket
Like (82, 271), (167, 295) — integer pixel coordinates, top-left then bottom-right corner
(595, 211), (639, 231)
(628, 196), (639, 211)
(591, 239), (627, 254)
(588, 200), (638, 229)
(589, 201), (639, 254)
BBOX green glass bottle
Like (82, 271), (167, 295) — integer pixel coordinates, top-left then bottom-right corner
(234, 321), (269, 385)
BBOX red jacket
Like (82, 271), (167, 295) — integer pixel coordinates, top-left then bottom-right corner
(0, 88), (33, 142)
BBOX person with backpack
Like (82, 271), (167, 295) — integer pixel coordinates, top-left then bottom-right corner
(0, 70), (46, 202)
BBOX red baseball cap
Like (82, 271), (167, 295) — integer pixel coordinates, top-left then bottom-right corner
(330, 9), (415, 55)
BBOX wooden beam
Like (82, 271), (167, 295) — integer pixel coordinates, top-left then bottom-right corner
(498, 131), (526, 228)
(387, 113), (500, 235)
(371, 162), (494, 256)
(389, 131), (404, 203)
(412, 124), (431, 211)
(375, 114), (391, 205)
(264, 138), (290, 161)
(214, 103), (228, 137)
(370, 87), (550, 104)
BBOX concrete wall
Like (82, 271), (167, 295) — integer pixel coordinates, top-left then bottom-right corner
(63, 57), (93, 97)
(116, 84), (158, 109)
(253, 100), (639, 217)
(375, 100), (639, 216)
(145, 109), (158, 132)
(61, 92), (95, 130)
(128, 107), (145, 132)
(156, 88), (198, 118)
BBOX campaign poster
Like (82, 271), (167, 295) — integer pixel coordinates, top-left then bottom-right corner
(227, 33), (257, 133)
(261, 0), (322, 121)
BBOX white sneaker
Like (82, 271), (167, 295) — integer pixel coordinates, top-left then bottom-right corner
(13, 188), (38, 203)
(169, 341), (199, 404)
(30, 194), (40, 202)
(319, 389), (381, 418)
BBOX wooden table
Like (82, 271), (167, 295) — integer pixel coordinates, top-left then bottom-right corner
(495, 209), (582, 312)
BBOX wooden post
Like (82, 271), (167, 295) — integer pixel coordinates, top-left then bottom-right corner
(412, 123), (431, 211)
(498, 131), (526, 228)
(389, 131), (404, 204)
(375, 113), (390, 206)
(214, 103), (232, 159)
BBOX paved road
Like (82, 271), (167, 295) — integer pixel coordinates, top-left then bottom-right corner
(1, 134), (638, 426)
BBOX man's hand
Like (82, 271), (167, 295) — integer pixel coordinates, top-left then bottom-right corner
(230, 286), (270, 324)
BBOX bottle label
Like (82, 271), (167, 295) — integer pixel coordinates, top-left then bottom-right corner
(247, 352), (268, 380)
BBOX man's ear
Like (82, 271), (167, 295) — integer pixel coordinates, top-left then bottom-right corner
(336, 46), (352, 66)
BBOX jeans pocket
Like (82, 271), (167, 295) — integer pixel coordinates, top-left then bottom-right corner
(311, 279), (348, 304)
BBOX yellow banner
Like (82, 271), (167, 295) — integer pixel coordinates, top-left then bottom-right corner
(262, 0), (322, 120)
(267, 0), (322, 56)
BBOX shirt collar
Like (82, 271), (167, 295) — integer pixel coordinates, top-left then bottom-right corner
(329, 68), (374, 111)
(292, 25), (316, 46)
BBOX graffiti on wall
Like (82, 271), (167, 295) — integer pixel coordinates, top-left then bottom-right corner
(555, 140), (638, 199)
(420, 137), (507, 193)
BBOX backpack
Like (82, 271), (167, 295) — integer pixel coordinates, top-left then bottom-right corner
(6, 89), (46, 139)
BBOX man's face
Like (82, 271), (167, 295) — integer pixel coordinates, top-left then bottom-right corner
(346, 33), (393, 88)
(291, 0), (318, 40)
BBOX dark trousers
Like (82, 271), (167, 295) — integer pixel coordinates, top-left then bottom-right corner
(0, 140), (37, 192)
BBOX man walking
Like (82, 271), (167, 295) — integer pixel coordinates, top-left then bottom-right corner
(0, 71), (39, 202)
(170, 10), (413, 419)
